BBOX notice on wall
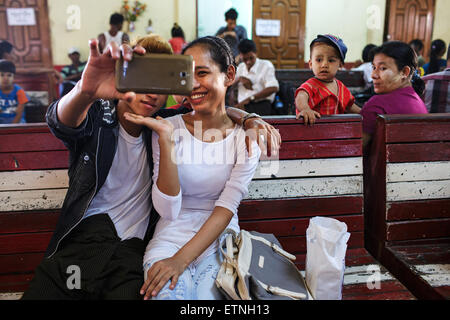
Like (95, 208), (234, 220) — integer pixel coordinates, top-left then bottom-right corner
(6, 8), (36, 26)
(255, 19), (281, 37)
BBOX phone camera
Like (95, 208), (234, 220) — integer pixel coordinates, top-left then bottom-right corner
(180, 72), (187, 78)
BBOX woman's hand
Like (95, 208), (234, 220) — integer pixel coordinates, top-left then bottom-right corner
(79, 39), (145, 102)
(244, 117), (281, 158)
(124, 113), (174, 140)
(140, 256), (186, 300)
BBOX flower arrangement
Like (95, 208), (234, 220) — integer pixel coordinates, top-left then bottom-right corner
(122, 0), (147, 22)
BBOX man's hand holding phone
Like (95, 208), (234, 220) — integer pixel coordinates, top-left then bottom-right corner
(79, 39), (144, 103)
(56, 39), (144, 128)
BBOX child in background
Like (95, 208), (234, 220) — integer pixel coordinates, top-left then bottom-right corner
(168, 23), (186, 54)
(0, 59), (28, 124)
(295, 34), (361, 124)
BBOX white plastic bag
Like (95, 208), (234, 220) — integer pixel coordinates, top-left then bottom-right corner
(305, 216), (350, 300)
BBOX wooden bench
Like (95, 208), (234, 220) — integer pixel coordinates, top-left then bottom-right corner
(0, 118), (414, 300)
(0, 123), (68, 294)
(238, 115), (414, 300)
(364, 114), (450, 300)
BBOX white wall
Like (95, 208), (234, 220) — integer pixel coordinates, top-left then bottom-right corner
(432, 0), (450, 49)
(304, 0), (386, 62)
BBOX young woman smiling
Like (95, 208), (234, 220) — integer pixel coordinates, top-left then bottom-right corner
(125, 36), (261, 300)
(360, 41), (428, 148)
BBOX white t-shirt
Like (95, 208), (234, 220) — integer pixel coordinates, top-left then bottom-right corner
(143, 114), (260, 266)
(84, 123), (151, 240)
(236, 58), (279, 104)
(352, 62), (373, 88)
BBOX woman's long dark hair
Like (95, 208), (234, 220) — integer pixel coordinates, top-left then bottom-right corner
(428, 39), (446, 74)
(370, 41), (425, 96)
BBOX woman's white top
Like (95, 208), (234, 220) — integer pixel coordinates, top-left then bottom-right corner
(352, 62), (373, 88)
(143, 114), (260, 266)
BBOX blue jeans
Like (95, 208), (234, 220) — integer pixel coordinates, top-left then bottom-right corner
(144, 251), (224, 300)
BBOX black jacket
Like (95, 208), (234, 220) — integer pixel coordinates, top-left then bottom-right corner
(45, 99), (188, 257)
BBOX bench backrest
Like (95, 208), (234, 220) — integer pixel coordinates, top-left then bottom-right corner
(364, 114), (450, 254)
(0, 123), (68, 291)
(238, 115), (364, 264)
(0, 116), (364, 290)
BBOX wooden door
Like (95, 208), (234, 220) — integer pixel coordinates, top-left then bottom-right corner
(0, 0), (56, 108)
(384, 0), (435, 59)
(252, 0), (306, 69)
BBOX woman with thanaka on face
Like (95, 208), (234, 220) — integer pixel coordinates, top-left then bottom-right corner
(295, 34), (361, 125)
(360, 41), (428, 149)
(125, 36), (261, 300)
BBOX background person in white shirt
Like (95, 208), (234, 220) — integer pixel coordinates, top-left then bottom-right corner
(97, 13), (130, 54)
(125, 36), (261, 300)
(235, 39), (279, 115)
(352, 43), (377, 89)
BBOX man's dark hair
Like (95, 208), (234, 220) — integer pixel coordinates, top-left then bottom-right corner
(0, 40), (13, 59)
(362, 44), (376, 62)
(225, 8), (238, 20)
(238, 39), (256, 54)
(0, 59), (16, 74)
(409, 39), (424, 52)
(110, 13), (124, 25)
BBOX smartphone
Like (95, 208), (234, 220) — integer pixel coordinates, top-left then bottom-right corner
(115, 54), (194, 95)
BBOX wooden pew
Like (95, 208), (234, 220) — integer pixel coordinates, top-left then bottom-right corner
(238, 115), (414, 300)
(0, 123), (68, 295)
(364, 114), (450, 300)
(0, 118), (415, 300)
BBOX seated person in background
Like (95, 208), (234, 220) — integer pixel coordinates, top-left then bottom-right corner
(98, 13), (130, 54)
(423, 39), (447, 75)
(295, 34), (361, 124)
(216, 8), (247, 59)
(60, 47), (86, 97)
(422, 43), (450, 113)
(409, 39), (426, 71)
(352, 43), (376, 89)
(234, 39), (279, 116)
(360, 41), (428, 149)
(168, 23), (186, 54)
(0, 59), (28, 124)
(0, 40), (13, 60)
